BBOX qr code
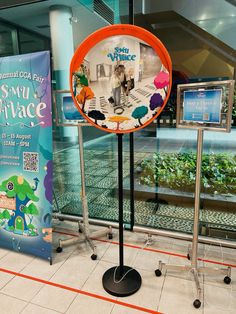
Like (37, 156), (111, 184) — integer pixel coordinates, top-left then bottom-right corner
(23, 152), (39, 172)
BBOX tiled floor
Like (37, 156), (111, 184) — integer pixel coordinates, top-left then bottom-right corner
(0, 221), (235, 313)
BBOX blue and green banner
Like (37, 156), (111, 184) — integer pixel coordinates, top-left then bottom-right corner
(0, 51), (53, 261)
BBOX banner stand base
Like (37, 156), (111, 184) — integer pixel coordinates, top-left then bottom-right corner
(102, 266), (141, 297)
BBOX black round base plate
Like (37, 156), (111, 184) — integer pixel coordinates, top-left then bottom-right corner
(102, 266), (142, 297)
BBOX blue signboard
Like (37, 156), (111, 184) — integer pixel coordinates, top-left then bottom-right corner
(63, 96), (84, 121)
(183, 89), (222, 124)
(0, 51), (52, 261)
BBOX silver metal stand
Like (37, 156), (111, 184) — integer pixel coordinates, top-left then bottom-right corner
(155, 129), (232, 308)
(56, 125), (112, 260)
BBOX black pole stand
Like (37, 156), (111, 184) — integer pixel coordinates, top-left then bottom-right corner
(102, 134), (142, 297)
(129, 0), (135, 231)
(129, 132), (134, 230)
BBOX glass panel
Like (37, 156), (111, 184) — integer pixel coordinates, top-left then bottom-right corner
(0, 21), (15, 57)
(53, 1), (236, 242)
(19, 30), (49, 54)
(53, 128), (119, 222)
(131, 10), (236, 241)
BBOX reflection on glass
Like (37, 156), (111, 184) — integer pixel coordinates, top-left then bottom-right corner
(19, 30), (49, 54)
(0, 22), (14, 57)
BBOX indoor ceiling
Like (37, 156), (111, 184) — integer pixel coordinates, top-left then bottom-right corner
(0, 0), (48, 9)
(131, 11), (235, 78)
(0, 0), (79, 37)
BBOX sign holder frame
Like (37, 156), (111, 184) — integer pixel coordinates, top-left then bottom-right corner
(155, 80), (235, 309)
(53, 89), (113, 260)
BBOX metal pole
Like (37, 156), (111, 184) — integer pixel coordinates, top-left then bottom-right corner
(53, 212), (236, 249)
(118, 133), (124, 274)
(130, 133), (135, 230)
(78, 125), (86, 197)
(129, 0), (135, 230)
(129, 0), (134, 24)
(78, 125), (89, 235)
(191, 129), (204, 268)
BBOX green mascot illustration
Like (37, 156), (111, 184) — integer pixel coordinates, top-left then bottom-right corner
(0, 175), (39, 236)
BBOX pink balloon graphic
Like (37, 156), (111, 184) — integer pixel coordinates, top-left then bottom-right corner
(154, 71), (170, 96)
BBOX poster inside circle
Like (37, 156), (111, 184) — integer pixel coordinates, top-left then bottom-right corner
(70, 25), (172, 133)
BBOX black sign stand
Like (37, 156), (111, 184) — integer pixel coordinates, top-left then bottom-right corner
(102, 133), (142, 296)
(129, 132), (134, 230)
(129, 0), (135, 231)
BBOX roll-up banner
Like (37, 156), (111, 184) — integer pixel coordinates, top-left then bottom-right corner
(0, 51), (53, 261)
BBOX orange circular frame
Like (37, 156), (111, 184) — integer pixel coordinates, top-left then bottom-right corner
(70, 24), (172, 134)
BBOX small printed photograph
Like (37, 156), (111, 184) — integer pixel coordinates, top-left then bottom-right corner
(63, 96), (85, 121)
(72, 35), (170, 132)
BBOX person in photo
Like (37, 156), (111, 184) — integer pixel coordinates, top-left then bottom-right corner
(110, 66), (122, 107)
(118, 65), (133, 105)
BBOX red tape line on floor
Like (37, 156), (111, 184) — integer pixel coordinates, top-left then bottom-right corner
(53, 229), (236, 268)
(0, 267), (162, 314)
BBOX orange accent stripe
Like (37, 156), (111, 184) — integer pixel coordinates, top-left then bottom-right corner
(69, 24), (172, 135)
(54, 229), (236, 268)
(0, 267), (162, 314)
(198, 258), (235, 268)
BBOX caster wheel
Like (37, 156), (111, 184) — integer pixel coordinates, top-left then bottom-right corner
(224, 276), (231, 284)
(108, 233), (113, 240)
(155, 269), (162, 277)
(91, 254), (97, 260)
(193, 299), (201, 309)
(187, 253), (191, 260)
(56, 247), (63, 253)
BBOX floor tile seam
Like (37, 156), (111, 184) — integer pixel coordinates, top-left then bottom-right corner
(0, 270), (16, 292)
(156, 270), (167, 313)
(0, 255), (37, 295)
(0, 251), (11, 262)
(53, 291), (77, 314)
(26, 248), (77, 307)
(109, 302), (117, 314)
(0, 267), (77, 314)
(19, 301), (31, 314)
(79, 242), (114, 292)
(19, 302), (63, 314)
(203, 283), (235, 313)
(1, 266), (48, 305)
(72, 258), (102, 294)
(66, 239), (112, 311)
(30, 298), (65, 314)
(202, 270), (206, 313)
(0, 267), (163, 314)
(0, 290), (29, 304)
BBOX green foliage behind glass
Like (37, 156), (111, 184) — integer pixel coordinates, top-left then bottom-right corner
(139, 152), (236, 195)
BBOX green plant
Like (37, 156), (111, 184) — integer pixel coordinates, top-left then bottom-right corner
(138, 152), (236, 195)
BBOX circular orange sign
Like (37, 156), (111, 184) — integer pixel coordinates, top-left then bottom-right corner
(70, 24), (172, 133)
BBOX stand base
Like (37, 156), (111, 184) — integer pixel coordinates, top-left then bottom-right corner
(102, 266), (142, 297)
(155, 260), (231, 308)
(56, 223), (112, 260)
